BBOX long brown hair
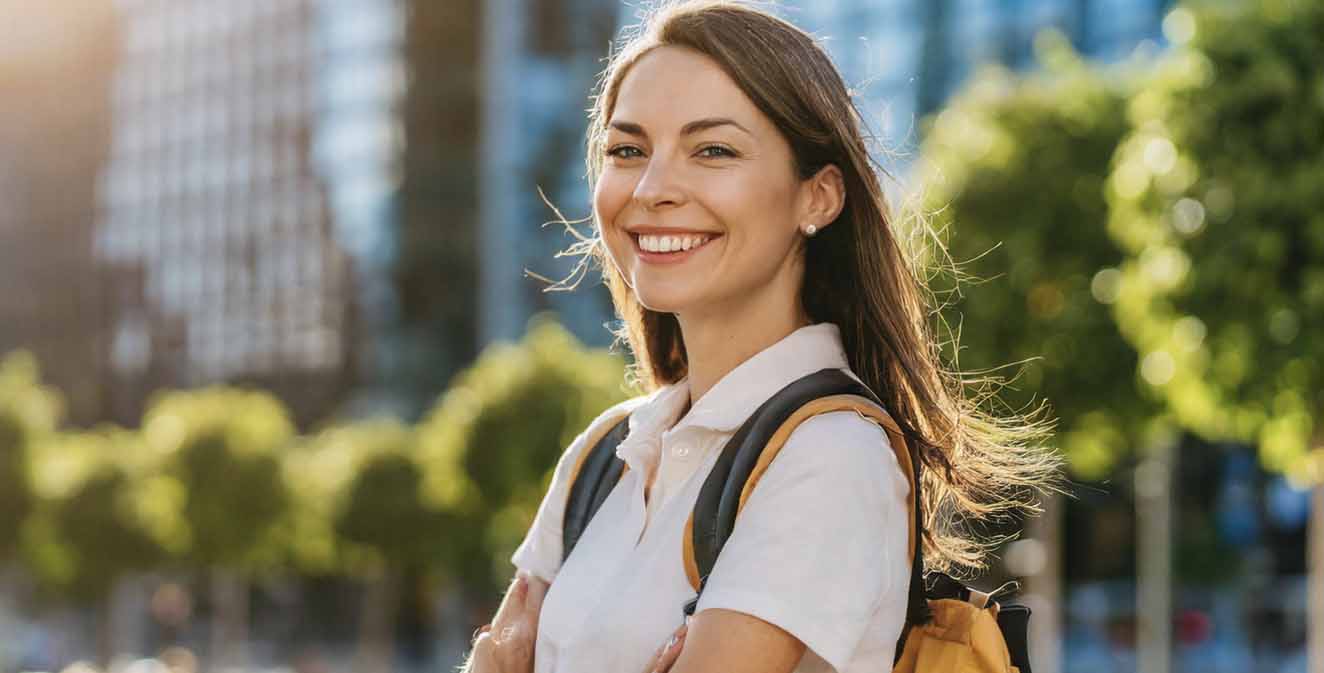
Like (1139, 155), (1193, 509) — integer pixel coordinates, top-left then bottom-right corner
(542, 0), (1062, 576)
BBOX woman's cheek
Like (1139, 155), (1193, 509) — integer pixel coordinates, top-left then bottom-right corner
(595, 173), (629, 222)
(596, 172), (635, 230)
(593, 191), (629, 275)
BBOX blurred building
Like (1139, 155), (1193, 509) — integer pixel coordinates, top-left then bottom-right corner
(1, 0), (549, 426)
(0, 3), (119, 426)
(392, 0), (484, 418)
(91, 0), (499, 425)
(477, 0), (622, 349)
(794, 0), (1174, 139)
(91, 0), (371, 426)
(0, 0), (441, 425)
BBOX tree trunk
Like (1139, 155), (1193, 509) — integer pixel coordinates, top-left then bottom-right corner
(210, 568), (249, 672)
(1309, 481), (1324, 673)
(356, 568), (400, 673)
(434, 581), (471, 671)
(1136, 438), (1174, 673)
(1025, 490), (1063, 673)
(96, 594), (114, 670)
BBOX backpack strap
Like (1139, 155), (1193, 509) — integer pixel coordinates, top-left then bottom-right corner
(681, 368), (930, 637)
(561, 412), (632, 564)
(679, 390), (916, 589)
(560, 368), (931, 644)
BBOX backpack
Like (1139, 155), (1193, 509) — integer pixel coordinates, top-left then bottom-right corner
(562, 367), (1033, 673)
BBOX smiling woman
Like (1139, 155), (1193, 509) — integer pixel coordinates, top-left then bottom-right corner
(463, 2), (1063, 673)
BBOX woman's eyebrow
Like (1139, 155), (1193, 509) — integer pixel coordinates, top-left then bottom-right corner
(608, 117), (753, 139)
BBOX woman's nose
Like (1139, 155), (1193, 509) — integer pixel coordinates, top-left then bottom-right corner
(632, 154), (685, 210)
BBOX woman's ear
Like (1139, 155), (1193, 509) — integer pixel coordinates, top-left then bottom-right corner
(800, 163), (846, 233)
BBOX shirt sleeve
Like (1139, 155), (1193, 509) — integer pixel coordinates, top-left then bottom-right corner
(693, 410), (912, 673)
(509, 399), (640, 585)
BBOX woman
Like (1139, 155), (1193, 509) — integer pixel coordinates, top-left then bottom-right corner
(467, 1), (1060, 672)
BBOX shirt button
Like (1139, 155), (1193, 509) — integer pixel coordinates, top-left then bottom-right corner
(672, 443), (692, 459)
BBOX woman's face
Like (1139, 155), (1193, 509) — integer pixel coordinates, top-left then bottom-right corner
(594, 45), (816, 318)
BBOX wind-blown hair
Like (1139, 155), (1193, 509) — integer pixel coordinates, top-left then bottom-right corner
(542, 0), (1063, 576)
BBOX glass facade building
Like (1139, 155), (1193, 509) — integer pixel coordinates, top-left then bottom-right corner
(477, 0), (621, 349)
(56, 0), (421, 424)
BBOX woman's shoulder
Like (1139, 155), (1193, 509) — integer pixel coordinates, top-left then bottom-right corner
(786, 405), (895, 458)
(777, 393), (910, 494)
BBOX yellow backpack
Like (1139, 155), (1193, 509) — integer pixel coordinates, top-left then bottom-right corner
(563, 368), (1033, 672)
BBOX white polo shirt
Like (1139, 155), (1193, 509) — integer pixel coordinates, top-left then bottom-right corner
(510, 321), (912, 673)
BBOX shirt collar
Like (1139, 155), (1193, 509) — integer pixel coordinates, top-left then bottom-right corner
(614, 321), (852, 471)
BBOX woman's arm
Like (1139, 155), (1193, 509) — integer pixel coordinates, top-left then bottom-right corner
(650, 411), (910, 673)
(462, 572), (550, 673)
(665, 608), (805, 673)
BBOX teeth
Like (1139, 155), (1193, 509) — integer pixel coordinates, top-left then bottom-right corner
(638, 233), (712, 253)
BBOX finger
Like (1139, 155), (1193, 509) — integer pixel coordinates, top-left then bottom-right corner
(645, 631), (671, 666)
(472, 623), (493, 645)
(654, 626), (687, 672)
(643, 640), (664, 672)
(471, 630), (495, 659)
(647, 626), (686, 666)
(496, 575), (527, 617)
(489, 578), (525, 643)
(525, 576), (549, 619)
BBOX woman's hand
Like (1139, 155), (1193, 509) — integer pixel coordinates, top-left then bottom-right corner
(640, 621), (688, 673)
(470, 570), (549, 673)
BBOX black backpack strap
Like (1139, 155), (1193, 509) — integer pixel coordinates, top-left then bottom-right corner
(682, 367), (931, 642)
(561, 415), (631, 564)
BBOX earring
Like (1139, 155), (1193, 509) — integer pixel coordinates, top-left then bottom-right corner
(804, 224), (817, 237)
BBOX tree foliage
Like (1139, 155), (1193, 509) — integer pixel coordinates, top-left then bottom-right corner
(0, 314), (641, 600)
(284, 418), (453, 577)
(916, 34), (1160, 480)
(141, 388), (296, 570)
(0, 351), (62, 559)
(416, 314), (636, 594)
(22, 428), (177, 600)
(1105, 0), (1324, 482)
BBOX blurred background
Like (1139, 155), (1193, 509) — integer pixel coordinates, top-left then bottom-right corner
(0, 0), (1319, 672)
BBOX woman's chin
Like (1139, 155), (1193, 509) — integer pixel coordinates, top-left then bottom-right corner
(633, 288), (698, 315)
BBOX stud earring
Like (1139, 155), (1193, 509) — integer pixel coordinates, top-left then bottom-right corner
(804, 224), (817, 237)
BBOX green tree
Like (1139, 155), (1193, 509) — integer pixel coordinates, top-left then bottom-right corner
(141, 387), (296, 669)
(917, 33), (1160, 482)
(914, 36), (1164, 671)
(1104, 0), (1324, 665)
(286, 419), (450, 673)
(416, 314), (636, 604)
(0, 352), (62, 560)
(23, 427), (181, 666)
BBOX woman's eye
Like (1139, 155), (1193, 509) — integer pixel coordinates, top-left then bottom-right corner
(606, 146), (643, 159)
(605, 145), (735, 159)
(698, 145), (736, 158)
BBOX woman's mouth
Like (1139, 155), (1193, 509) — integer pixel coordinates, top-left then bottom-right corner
(632, 232), (721, 265)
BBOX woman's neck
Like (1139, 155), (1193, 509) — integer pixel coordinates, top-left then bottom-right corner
(676, 296), (813, 414)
